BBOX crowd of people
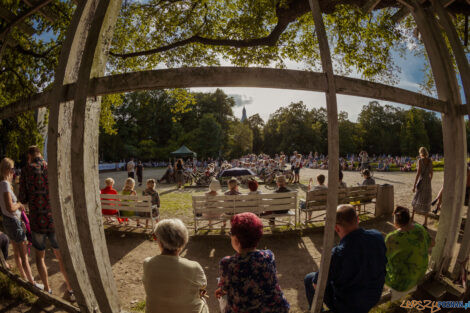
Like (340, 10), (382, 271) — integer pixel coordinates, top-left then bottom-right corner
(2, 144), (469, 313)
(142, 204), (433, 313)
(119, 151), (444, 182)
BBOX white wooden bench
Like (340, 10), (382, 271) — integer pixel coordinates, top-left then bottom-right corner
(192, 192), (298, 232)
(100, 194), (157, 229)
(301, 185), (378, 224)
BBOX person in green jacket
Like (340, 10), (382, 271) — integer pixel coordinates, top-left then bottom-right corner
(385, 206), (433, 301)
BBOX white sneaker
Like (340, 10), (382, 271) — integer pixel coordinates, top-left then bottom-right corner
(34, 282), (44, 290)
(68, 290), (76, 302)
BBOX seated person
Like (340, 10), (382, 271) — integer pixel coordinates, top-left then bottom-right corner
(377, 161), (385, 171)
(224, 178), (241, 195)
(120, 178), (137, 225)
(401, 161), (412, 172)
(304, 205), (386, 312)
(386, 206), (432, 301)
(204, 179), (225, 229)
(100, 178), (120, 223)
(216, 213), (289, 312)
(313, 174), (327, 190)
(158, 164), (174, 183)
(141, 179), (161, 228)
(384, 160), (390, 172)
(143, 219), (208, 313)
(266, 175), (291, 226)
(302, 175), (328, 221)
(248, 180), (261, 195)
(361, 169), (376, 186)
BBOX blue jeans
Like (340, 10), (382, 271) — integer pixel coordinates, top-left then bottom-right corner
(304, 272), (335, 311)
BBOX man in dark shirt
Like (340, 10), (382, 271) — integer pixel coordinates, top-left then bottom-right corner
(19, 146), (74, 300)
(304, 205), (386, 313)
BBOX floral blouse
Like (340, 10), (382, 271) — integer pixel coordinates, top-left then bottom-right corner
(218, 250), (289, 313)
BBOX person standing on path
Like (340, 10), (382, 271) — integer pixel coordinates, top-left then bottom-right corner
(127, 158), (135, 179)
(412, 147), (433, 228)
(19, 146), (75, 300)
(0, 158), (37, 286)
(136, 161), (143, 186)
(175, 159), (184, 189)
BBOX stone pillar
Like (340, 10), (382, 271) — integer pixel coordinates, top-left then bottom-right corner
(375, 184), (394, 217)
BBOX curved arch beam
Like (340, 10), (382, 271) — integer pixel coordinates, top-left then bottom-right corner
(410, 0), (467, 275)
(0, 67), (449, 120)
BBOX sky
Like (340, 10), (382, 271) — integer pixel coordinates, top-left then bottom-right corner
(191, 50), (430, 123)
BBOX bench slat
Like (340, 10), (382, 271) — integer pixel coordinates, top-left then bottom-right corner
(100, 200), (151, 206)
(101, 205), (152, 212)
(99, 194), (151, 201)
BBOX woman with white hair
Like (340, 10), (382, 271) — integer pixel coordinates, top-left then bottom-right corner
(143, 219), (208, 313)
(205, 179), (223, 229)
(412, 147), (433, 227)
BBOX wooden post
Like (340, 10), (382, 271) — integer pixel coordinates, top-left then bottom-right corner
(47, 0), (122, 312)
(308, 0), (339, 312)
(410, 0), (467, 276)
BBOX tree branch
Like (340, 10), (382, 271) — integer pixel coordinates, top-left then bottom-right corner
(12, 43), (59, 59)
(110, 0), (310, 59)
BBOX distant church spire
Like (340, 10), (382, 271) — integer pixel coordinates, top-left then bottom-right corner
(241, 106), (247, 122)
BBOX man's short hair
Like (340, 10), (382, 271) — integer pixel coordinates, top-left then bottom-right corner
(28, 145), (40, 156)
(317, 174), (325, 184)
(336, 205), (357, 226)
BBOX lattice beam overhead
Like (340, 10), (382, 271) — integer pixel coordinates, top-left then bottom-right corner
(0, 0), (53, 39)
(362, 0), (382, 13)
(0, 67), (454, 120)
(0, 6), (35, 36)
(23, 0), (60, 23)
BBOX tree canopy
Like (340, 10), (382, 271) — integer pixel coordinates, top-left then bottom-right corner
(0, 0), (468, 160)
(98, 89), (444, 161)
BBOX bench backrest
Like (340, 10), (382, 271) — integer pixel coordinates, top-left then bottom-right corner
(192, 192), (297, 216)
(100, 194), (152, 213)
(306, 185), (378, 211)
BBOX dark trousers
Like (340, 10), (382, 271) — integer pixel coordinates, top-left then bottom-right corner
(128, 172), (135, 179)
(0, 233), (9, 260)
(304, 272), (335, 311)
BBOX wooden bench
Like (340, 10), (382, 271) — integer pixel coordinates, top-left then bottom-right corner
(100, 194), (157, 229)
(301, 185), (378, 224)
(192, 192), (298, 231)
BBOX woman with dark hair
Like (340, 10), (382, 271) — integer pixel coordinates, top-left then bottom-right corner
(385, 206), (432, 301)
(175, 159), (184, 189)
(247, 180), (261, 195)
(215, 212), (289, 313)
